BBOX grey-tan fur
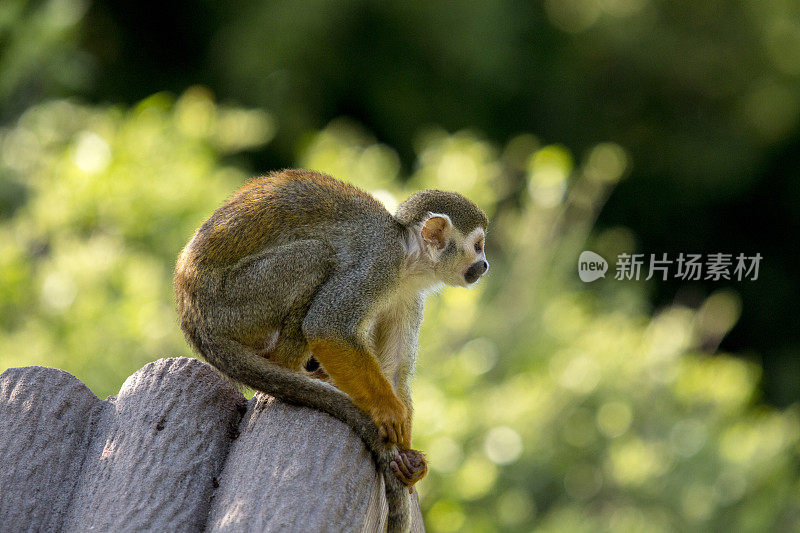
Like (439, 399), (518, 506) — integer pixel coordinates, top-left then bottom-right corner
(174, 169), (489, 532)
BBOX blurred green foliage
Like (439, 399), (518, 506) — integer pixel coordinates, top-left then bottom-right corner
(2, 0), (800, 406)
(3, 1), (800, 530)
(73, 0), (800, 406)
(0, 0), (92, 119)
(1, 90), (799, 531)
(0, 88), (273, 390)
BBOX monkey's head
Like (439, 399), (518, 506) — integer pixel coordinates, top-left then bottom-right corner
(396, 190), (489, 287)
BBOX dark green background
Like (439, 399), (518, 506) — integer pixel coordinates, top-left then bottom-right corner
(2, 2), (800, 530)
(39, 0), (797, 405)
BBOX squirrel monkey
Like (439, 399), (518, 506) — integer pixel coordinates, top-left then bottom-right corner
(174, 169), (488, 531)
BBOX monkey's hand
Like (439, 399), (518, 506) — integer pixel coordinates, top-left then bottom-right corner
(390, 449), (428, 492)
(369, 396), (408, 446)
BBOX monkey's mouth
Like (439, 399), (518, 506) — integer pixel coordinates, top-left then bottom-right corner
(464, 260), (489, 284)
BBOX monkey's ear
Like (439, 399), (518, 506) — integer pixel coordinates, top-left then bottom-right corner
(421, 214), (452, 251)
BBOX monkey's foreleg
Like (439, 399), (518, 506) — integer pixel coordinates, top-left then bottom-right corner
(308, 338), (409, 447)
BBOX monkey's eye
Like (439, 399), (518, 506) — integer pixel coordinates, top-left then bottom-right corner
(474, 240), (483, 253)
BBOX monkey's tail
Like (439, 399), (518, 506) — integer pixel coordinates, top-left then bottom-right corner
(188, 323), (411, 533)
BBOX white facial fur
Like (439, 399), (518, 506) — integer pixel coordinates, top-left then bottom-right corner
(403, 213), (488, 288)
(454, 226), (488, 287)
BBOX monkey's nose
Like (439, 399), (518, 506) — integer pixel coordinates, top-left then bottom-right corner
(464, 260), (489, 284)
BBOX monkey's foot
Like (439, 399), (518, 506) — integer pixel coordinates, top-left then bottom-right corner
(390, 449), (428, 492)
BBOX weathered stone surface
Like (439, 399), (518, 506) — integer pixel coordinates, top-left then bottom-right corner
(61, 358), (246, 532)
(0, 366), (103, 532)
(0, 357), (426, 532)
(207, 393), (379, 532)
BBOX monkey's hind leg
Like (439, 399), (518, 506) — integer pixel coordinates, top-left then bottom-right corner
(220, 239), (335, 369)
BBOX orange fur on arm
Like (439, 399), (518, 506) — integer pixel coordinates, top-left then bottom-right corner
(308, 338), (401, 411)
